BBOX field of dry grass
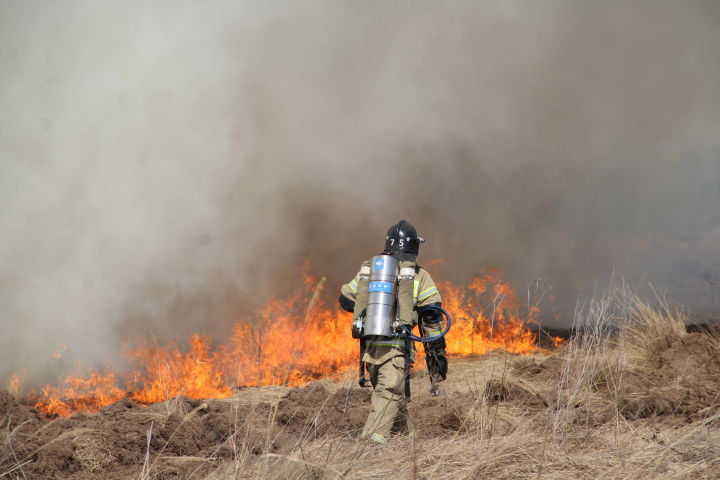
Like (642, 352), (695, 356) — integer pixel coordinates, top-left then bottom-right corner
(3, 288), (720, 479)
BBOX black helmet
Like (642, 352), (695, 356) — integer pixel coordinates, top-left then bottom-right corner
(384, 220), (424, 256)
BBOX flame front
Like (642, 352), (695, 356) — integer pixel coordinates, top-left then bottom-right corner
(12, 267), (551, 416)
(441, 268), (539, 355)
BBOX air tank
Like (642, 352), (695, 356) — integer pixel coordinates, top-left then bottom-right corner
(363, 254), (398, 337)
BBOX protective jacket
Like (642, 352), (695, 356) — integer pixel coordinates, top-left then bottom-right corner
(340, 259), (442, 365)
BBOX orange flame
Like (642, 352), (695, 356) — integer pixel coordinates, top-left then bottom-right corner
(8, 373), (23, 395)
(16, 266), (553, 416)
(440, 268), (538, 355)
(52, 343), (67, 359)
(37, 370), (125, 417)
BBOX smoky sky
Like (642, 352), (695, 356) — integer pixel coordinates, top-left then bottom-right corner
(1, 1), (720, 381)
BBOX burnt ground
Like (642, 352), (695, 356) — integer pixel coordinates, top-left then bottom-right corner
(3, 331), (720, 479)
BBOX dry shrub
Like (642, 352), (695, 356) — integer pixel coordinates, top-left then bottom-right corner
(618, 287), (688, 366)
(483, 378), (545, 407)
(437, 404), (468, 431)
(619, 390), (677, 420)
(72, 433), (116, 472)
(512, 357), (545, 376)
(436, 400), (518, 437)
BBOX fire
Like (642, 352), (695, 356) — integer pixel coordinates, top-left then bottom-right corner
(8, 373), (23, 395)
(440, 268), (539, 355)
(9, 266), (555, 417)
(52, 343), (67, 359)
(37, 371), (125, 417)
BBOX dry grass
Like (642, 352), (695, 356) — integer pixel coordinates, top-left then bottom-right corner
(192, 284), (716, 480)
(3, 284), (717, 480)
(197, 411), (720, 480)
(148, 284), (718, 480)
(72, 433), (116, 473)
(617, 286), (688, 366)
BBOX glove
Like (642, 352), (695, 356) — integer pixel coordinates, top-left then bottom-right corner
(425, 337), (448, 381)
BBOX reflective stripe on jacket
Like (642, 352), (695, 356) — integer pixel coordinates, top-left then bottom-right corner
(341, 264), (441, 307)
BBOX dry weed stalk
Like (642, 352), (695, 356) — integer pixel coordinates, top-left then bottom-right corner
(616, 285), (687, 366)
(552, 286), (619, 445)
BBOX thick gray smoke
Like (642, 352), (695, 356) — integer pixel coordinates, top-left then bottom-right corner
(1, 1), (719, 381)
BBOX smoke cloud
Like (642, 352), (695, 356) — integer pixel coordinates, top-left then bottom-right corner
(1, 1), (719, 380)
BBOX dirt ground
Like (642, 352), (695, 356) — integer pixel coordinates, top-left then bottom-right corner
(2, 331), (720, 479)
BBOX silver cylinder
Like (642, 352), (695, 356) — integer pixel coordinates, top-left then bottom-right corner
(363, 254), (398, 337)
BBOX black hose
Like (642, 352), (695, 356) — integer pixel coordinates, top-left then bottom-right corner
(395, 305), (452, 343)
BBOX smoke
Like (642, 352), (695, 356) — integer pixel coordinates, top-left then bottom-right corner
(1, 1), (719, 380)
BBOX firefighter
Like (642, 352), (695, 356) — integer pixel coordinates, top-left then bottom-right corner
(338, 220), (448, 444)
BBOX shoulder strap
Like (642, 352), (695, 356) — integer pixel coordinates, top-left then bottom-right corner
(352, 260), (372, 320)
(397, 260), (417, 326)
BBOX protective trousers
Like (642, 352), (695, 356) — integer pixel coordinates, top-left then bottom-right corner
(361, 354), (415, 443)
